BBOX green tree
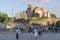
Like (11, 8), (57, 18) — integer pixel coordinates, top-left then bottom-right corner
(50, 14), (56, 18)
(56, 21), (60, 27)
(0, 12), (15, 23)
(0, 12), (1, 16)
(8, 17), (12, 22)
(1, 13), (8, 23)
(0, 16), (5, 23)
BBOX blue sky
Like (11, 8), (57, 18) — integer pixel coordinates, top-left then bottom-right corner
(0, 0), (60, 17)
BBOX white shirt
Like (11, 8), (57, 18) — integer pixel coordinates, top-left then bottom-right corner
(16, 29), (21, 34)
(34, 29), (38, 37)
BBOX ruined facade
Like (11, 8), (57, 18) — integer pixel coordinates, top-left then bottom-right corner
(15, 4), (51, 20)
(26, 4), (51, 18)
(15, 11), (27, 20)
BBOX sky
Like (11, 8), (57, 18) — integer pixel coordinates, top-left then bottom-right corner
(0, 0), (60, 18)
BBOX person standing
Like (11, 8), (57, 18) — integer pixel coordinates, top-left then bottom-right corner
(34, 28), (38, 37)
(54, 27), (57, 33)
(38, 28), (41, 35)
(15, 28), (20, 40)
(30, 27), (34, 36)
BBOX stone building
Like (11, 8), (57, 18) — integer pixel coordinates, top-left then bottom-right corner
(15, 11), (27, 20)
(26, 4), (51, 18)
(33, 7), (44, 18)
(26, 4), (34, 18)
(15, 4), (51, 20)
(44, 10), (51, 18)
(44, 10), (48, 18)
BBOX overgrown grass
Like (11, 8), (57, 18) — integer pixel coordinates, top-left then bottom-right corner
(28, 17), (47, 21)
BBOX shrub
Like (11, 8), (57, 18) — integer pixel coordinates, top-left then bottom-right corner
(56, 20), (60, 27)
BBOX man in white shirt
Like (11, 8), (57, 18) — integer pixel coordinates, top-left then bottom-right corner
(34, 28), (38, 37)
(15, 28), (20, 39)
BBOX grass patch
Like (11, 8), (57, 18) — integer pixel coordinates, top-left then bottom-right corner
(28, 17), (47, 21)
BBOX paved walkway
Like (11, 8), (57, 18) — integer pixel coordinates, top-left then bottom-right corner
(0, 32), (60, 40)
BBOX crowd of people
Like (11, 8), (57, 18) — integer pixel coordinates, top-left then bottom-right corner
(15, 24), (58, 40)
(28, 26), (58, 37)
